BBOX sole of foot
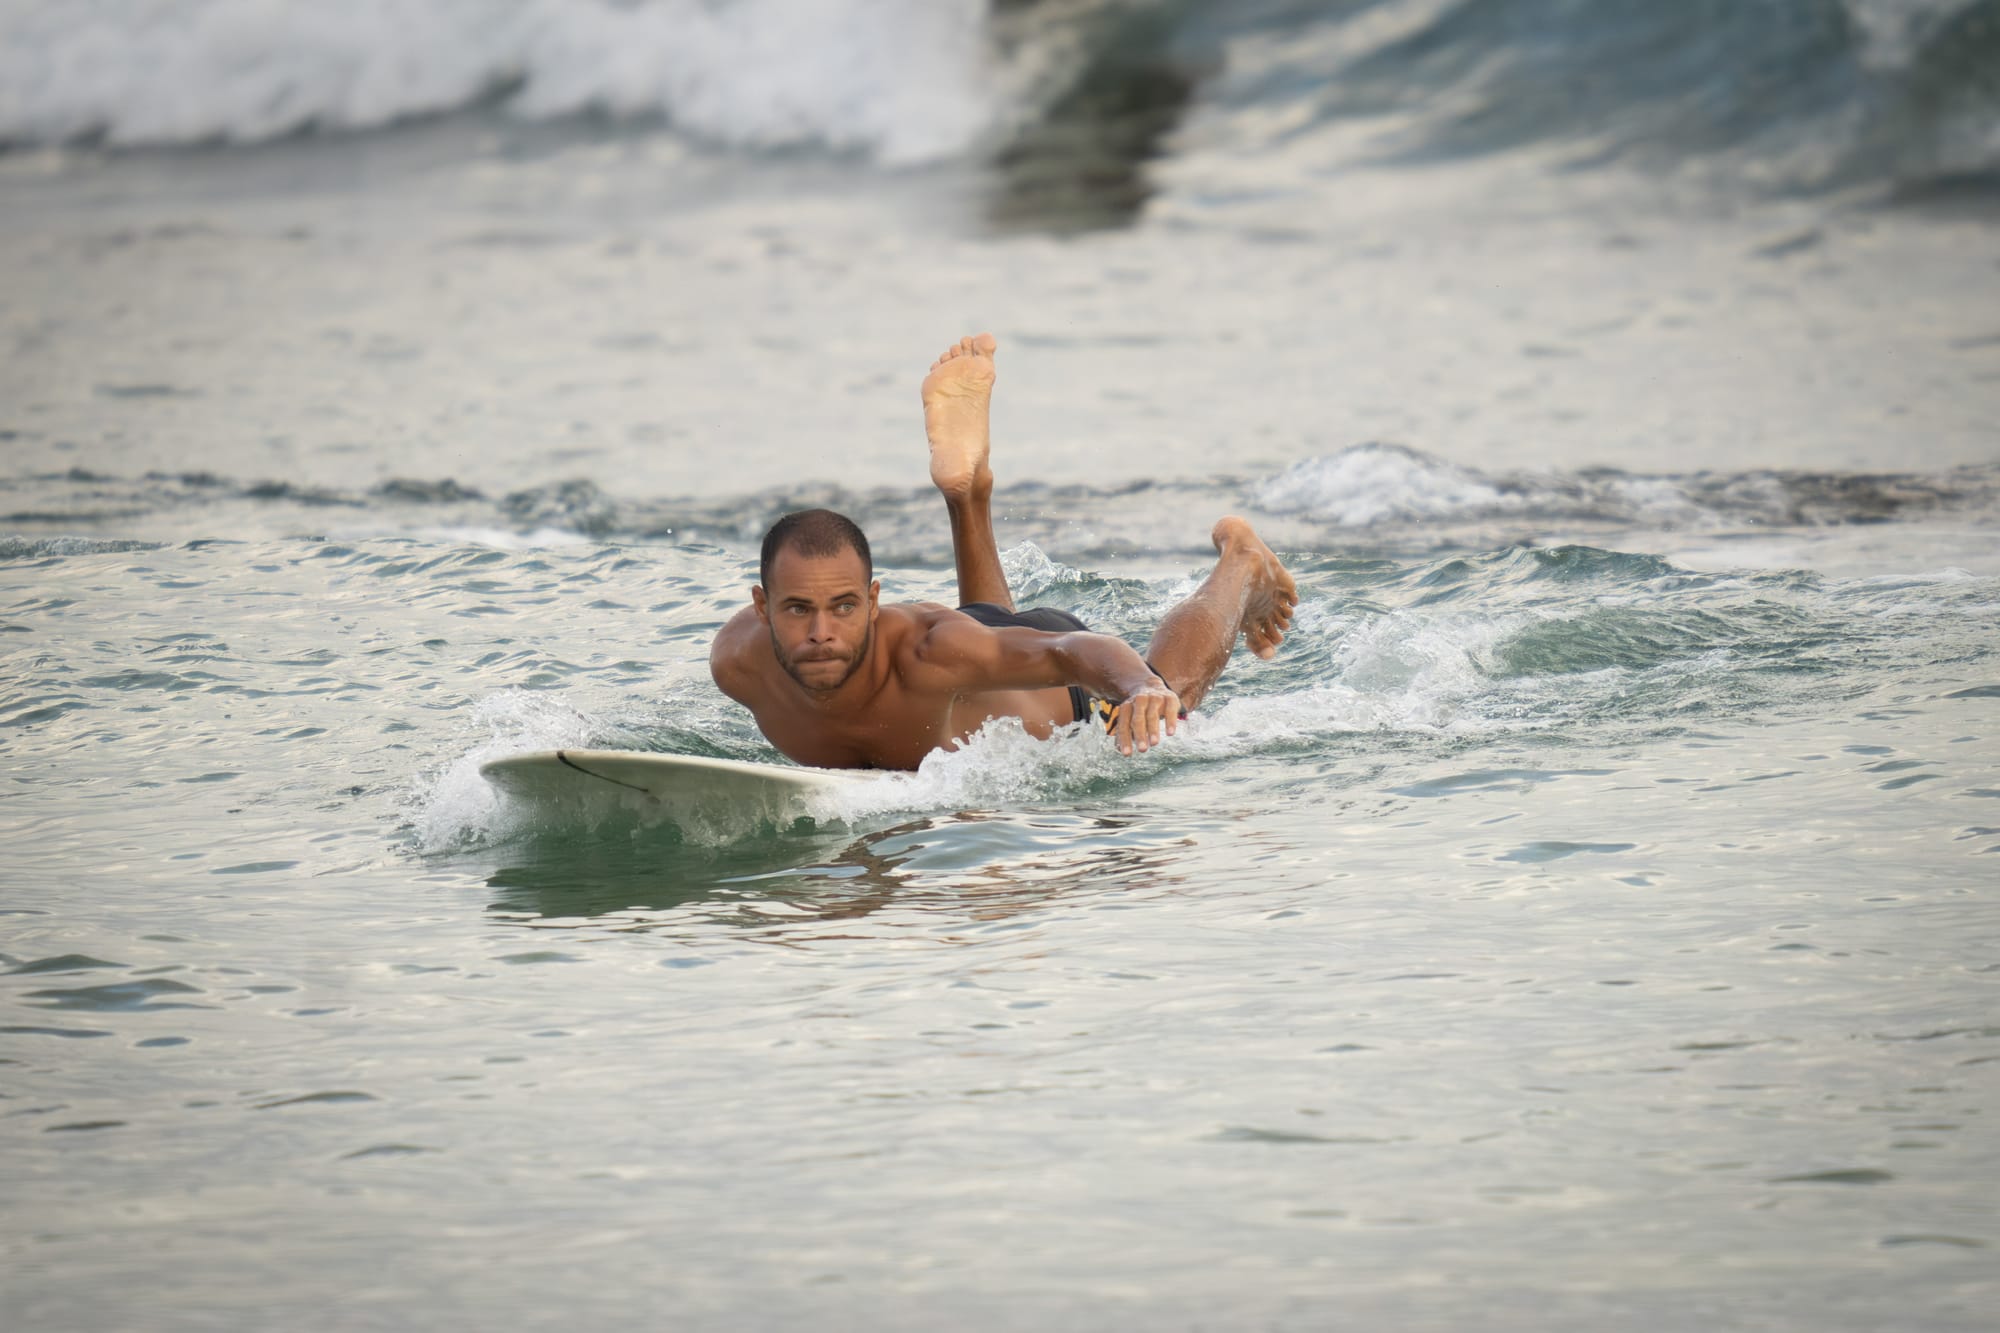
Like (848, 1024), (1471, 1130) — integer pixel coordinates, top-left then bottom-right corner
(922, 333), (998, 497)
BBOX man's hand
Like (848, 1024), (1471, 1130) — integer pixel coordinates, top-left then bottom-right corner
(1109, 682), (1181, 757)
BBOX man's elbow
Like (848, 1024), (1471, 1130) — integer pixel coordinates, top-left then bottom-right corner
(1048, 631), (1108, 681)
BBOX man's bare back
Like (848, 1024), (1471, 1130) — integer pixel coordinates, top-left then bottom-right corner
(710, 334), (1299, 771)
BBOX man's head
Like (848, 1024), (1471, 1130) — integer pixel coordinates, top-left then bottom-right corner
(753, 509), (879, 693)
(759, 508), (872, 592)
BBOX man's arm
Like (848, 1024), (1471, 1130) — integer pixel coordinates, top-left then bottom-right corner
(906, 616), (1181, 755)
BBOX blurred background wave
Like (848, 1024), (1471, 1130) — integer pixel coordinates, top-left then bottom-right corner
(5, 0), (1995, 222)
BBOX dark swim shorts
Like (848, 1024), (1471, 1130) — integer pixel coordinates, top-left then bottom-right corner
(956, 601), (1179, 728)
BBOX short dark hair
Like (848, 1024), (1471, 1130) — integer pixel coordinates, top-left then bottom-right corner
(760, 508), (873, 590)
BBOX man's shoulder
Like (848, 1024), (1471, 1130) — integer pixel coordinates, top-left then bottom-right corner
(709, 604), (766, 693)
(880, 600), (960, 632)
(890, 602), (1035, 680)
(882, 601), (981, 648)
(866, 602), (982, 681)
(711, 604), (762, 654)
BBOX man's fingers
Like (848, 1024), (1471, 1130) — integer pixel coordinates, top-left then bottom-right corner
(1112, 704), (1135, 756)
(1134, 699), (1165, 753)
(1109, 693), (1179, 756)
(1114, 702), (1140, 755)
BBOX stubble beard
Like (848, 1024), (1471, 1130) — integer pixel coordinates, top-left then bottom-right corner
(773, 620), (873, 694)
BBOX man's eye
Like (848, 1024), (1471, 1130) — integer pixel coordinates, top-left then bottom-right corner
(836, 602), (856, 613)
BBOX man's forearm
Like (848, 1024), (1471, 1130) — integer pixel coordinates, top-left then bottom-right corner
(1054, 632), (1162, 702)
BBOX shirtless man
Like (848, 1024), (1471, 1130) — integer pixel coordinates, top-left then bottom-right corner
(709, 333), (1299, 770)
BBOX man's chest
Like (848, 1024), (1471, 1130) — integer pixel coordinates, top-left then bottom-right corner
(751, 689), (953, 771)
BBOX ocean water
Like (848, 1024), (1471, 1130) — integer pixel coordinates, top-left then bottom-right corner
(3, 1), (1998, 1329)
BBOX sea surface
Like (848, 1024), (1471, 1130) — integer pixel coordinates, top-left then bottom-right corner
(3, 2), (1998, 1329)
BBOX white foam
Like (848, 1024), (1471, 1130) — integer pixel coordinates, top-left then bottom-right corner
(405, 586), (1550, 847)
(0, 534), (164, 559)
(1250, 445), (1831, 533)
(407, 688), (599, 852)
(807, 613), (1535, 823)
(1325, 608), (1532, 730)
(1252, 443), (1522, 526)
(796, 702), (1363, 828)
(0, 0), (996, 164)
(1184, 685), (1414, 746)
(999, 541), (1086, 602)
(1598, 475), (1719, 529)
(806, 715), (1142, 824)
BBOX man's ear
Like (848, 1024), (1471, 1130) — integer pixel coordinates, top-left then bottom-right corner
(751, 585), (769, 623)
(868, 579), (881, 618)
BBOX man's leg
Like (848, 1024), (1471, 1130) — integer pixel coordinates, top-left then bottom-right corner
(1143, 517), (1300, 711)
(922, 333), (1013, 610)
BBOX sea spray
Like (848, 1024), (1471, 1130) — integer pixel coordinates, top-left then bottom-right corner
(408, 688), (599, 852)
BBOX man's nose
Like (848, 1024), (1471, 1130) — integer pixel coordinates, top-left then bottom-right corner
(807, 612), (832, 640)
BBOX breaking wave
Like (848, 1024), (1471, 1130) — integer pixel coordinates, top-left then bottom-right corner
(3, 0), (1994, 190)
(0, 0), (1000, 165)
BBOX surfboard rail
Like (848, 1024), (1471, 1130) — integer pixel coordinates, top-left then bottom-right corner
(478, 748), (883, 832)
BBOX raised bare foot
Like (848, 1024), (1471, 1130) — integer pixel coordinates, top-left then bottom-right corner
(1213, 515), (1299, 659)
(921, 332), (998, 498)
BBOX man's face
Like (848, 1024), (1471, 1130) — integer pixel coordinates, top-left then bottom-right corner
(753, 546), (880, 693)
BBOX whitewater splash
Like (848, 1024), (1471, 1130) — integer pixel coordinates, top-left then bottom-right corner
(386, 524), (1998, 855)
(409, 599), (1535, 851)
(408, 688), (602, 852)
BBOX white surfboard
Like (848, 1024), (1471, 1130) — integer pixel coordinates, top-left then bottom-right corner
(479, 748), (884, 831)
